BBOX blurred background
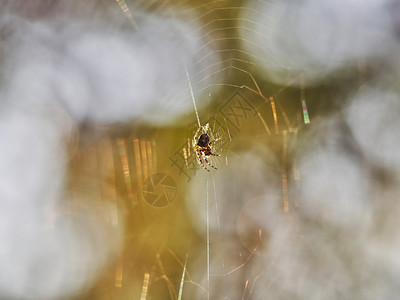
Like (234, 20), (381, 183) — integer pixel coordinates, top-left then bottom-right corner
(1, 0), (400, 299)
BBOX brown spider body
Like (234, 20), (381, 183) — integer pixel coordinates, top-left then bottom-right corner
(195, 133), (220, 172)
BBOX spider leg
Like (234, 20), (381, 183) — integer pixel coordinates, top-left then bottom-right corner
(204, 155), (218, 170)
(196, 150), (210, 172)
(192, 126), (203, 149)
(210, 153), (221, 157)
(208, 138), (221, 146)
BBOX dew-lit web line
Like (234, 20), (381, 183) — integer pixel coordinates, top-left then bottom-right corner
(114, 0), (138, 30)
(211, 232), (261, 277)
(156, 1), (289, 98)
(212, 175), (227, 285)
(199, 64), (295, 133)
(241, 280), (249, 300)
(177, 254), (188, 300)
(185, 66), (202, 128)
(140, 273), (150, 300)
(167, 248), (208, 294)
(116, 138), (134, 201)
(129, 0), (289, 99)
(184, 7), (287, 70)
(301, 99), (310, 124)
(253, 227), (292, 300)
(192, 62), (295, 131)
(114, 260), (123, 287)
(269, 96), (279, 134)
(257, 111), (271, 135)
(124, 0), (290, 127)
(187, 7), (275, 38)
(247, 273), (263, 300)
(300, 74), (311, 124)
(156, 253), (177, 299)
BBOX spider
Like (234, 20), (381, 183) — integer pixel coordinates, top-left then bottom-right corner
(193, 126), (220, 172)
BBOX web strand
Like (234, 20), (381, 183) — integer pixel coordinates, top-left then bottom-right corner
(185, 66), (202, 128)
(114, 0), (138, 30)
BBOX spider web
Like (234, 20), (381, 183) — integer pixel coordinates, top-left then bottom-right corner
(55, 0), (373, 300)
(99, 1), (310, 300)
(3, 0), (400, 299)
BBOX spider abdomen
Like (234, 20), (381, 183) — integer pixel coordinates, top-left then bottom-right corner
(197, 133), (210, 147)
